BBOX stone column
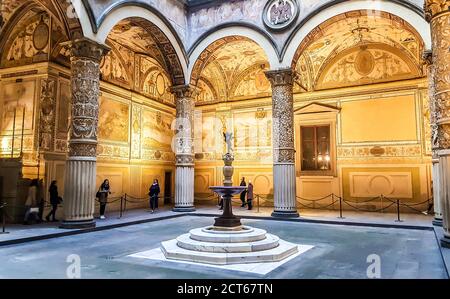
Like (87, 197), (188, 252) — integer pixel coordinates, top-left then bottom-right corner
(265, 69), (299, 218)
(171, 85), (196, 212)
(61, 38), (110, 229)
(423, 50), (443, 226)
(425, 0), (450, 246)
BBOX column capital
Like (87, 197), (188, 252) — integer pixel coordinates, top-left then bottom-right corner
(264, 68), (295, 87)
(62, 37), (110, 62)
(170, 84), (199, 99)
(425, 0), (450, 22)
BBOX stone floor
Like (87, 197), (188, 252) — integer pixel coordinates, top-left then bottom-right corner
(0, 204), (435, 245)
(0, 215), (447, 279)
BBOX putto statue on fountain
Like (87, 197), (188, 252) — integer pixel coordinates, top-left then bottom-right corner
(223, 131), (233, 154)
(222, 131), (234, 187)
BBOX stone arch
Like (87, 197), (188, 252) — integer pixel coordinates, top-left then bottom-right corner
(73, 2), (188, 86)
(283, 0), (431, 68)
(188, 25), (280, 86)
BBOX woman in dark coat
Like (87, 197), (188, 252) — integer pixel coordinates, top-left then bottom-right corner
(240, 177), (247, 207)
(149, 179), (160, 213)
(246, 181), (254, 210)
(98, 179), (111, 219)
(46, 180), (60, 222)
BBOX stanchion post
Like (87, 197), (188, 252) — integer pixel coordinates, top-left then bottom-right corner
(119, 196), (123, 219)
(1, 205), (9, 234)
(380, 194), (383, 213)
(257, 195), (260, 213)
(395, 199), (402, 222)
(124, 194), (127, 216)
(338, 195), (344, 219)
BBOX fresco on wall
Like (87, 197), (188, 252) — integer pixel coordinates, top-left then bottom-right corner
(202, 115), (217, 152)
(294, 11), (423, 91)
(98, 97), (129, 143)
(317, 46), (419, 90)
(57, 81), (70, 135)
(233, 110), (272, 149)
(2, 12), (49, 67)
(100, 42), (133, 89)
(0, 81), (35, 133)
(141, 109), (173, 150)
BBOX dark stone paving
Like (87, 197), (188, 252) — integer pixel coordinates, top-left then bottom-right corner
(0, 216), (446, 279)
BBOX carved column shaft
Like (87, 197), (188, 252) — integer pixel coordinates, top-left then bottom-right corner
(424, 50), (443, 226)
(425, 0), (450, 246)
(61, 38), (110, 229)
(171, 85), (196, 212)
(265, 69), (298, 218)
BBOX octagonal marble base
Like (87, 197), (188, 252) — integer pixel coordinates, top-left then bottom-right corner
(160, 225), (301, 265)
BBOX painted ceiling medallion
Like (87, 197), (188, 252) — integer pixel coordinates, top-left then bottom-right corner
(355, 48), (375, 76)
(33, 18), (49, 51)
(263, 0), (299, 31)
(156, 74), (165, 96)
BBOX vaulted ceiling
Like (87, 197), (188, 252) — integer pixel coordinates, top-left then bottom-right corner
(0, 0), (82, 40)
(192, 36), (271, 105)
(293, 10), (425, 92)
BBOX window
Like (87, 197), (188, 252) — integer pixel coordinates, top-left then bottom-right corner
(301, 125), (331, 171)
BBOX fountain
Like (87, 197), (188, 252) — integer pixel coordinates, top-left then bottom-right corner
(160, 132), (300, 265)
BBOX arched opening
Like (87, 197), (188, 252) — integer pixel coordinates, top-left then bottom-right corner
(0, 0), (84, 222)
(291, 10), (425, 92)
(288, 10), (430, 209)
(191, 36), (272, 104)
(93, 16), (189, 209)
(190, 36), (275, 201)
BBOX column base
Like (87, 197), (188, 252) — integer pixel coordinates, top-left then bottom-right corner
(440, 236), (450, 248)
(271, 211), (299, 218)
(60, 219), (96, 229)
(432, 218), (443, 226)
(172, 206), (196, 212)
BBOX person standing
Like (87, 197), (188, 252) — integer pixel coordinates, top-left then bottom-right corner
(149, 179), (160, 213)
(46, 180), (61, 222)
(98, 179), (111, 219)
(23, 179), (38, 224)
(247, 180), (254, 210)
(239, 177), (247, 207)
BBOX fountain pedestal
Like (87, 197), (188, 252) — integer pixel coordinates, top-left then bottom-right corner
(210, 153), (245, 228)
(160, 149), (300, 266)
(210, 186), (245, 228)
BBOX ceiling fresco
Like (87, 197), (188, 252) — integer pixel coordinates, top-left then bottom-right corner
(0, 0), (82, 39)
(192, 37), (272, 105)
(100, 23), (176, 106)
(293, 10), (424, 91)
(107, 18), (185, 86)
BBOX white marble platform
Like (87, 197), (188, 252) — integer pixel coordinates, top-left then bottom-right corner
(129, 244), (314, 275)
(158, 225), (304, 265)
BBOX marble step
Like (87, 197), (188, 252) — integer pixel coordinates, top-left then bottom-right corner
(189, 226), (267, 243)
(176, 233), (280, 253)
(161, 239), (299, 265)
